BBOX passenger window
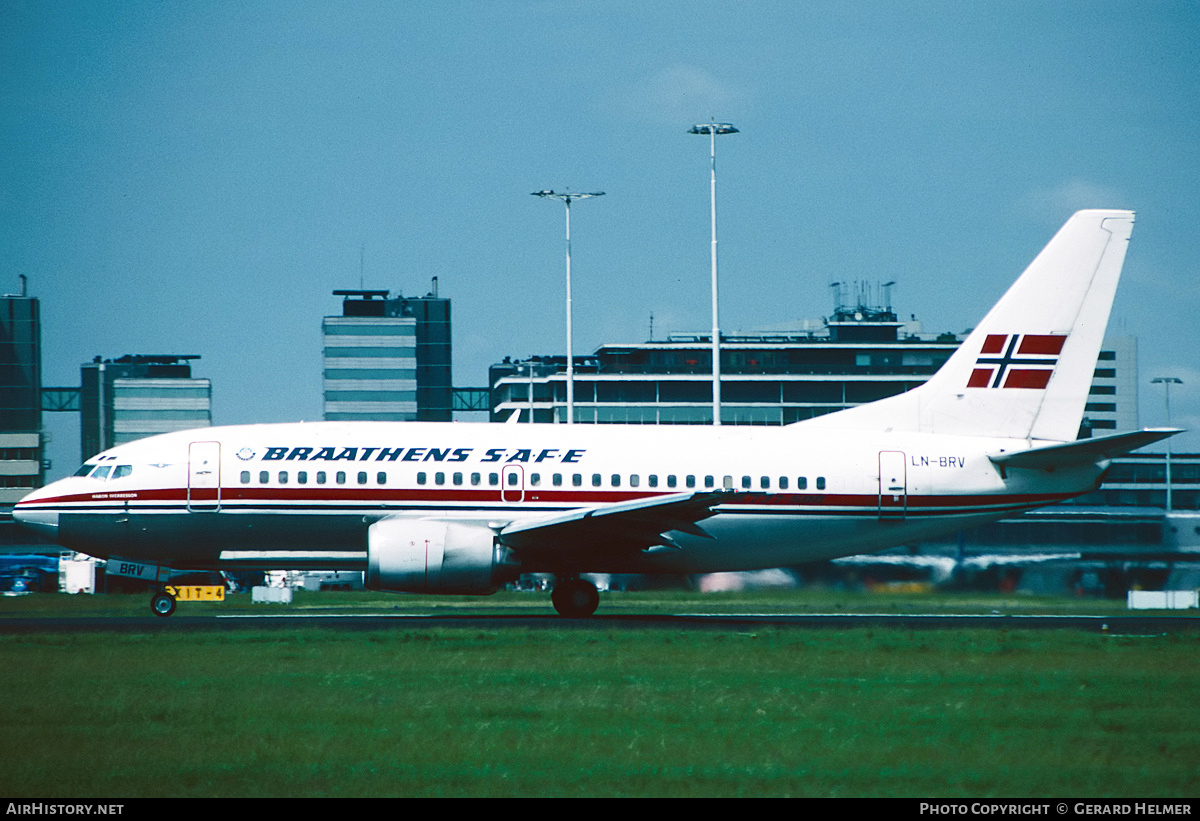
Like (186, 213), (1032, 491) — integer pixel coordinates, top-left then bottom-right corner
(417, 472), (427, 485)
(667, 475), (677, 488)
(471, 473), (481, 486)
(453, 472), (463, 486)
(317, 471), (327, 485)
(434, 472), (444, 485)
(648, 475), (658, 488)
(377, 472), (387, 485)
(529, 473), (540, 487)
(817, 477), (826, 490)
(507, 473), (519, 486)
(611, 474), (621, 487)
(279, 471), (288, 484)
(740, 475), (751, 489)
(704, 475), (714, 489)
(760, 476), (770, 490)
(723, 476), (733, 490)
(358, 472), (368, 485)
(592, 474), (602, 487)
(336, 472), (346, 485)
(489, 473), (499, 486)
(686, 475), (696, 489)
(298, 471), (308, 485)
(572, 474), (582, 487)
(630, 475), (639, 488)
(552, 473), (562, 487)
(798, 477), (807, 490)
(779, 477), (788, 490)
(259, 471), (269, 484)
(240, 471), (250, 484)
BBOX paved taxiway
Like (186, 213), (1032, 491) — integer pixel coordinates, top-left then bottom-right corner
(1, 612), (1198, 633)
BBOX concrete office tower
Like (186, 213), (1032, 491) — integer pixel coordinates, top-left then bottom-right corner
(0, 277), (43, 507)
(322, 285), (451, 422)
(80, 355), (211, 461)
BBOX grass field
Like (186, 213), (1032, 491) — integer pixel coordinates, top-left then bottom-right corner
(2, 590), (1198, 797)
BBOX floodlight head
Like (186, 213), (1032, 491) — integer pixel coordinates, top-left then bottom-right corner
(688, 122), (739, 135)
(532, 190), (605, 203)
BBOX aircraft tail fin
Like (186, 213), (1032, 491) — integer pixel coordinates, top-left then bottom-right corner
(799, 210), (1135, 441)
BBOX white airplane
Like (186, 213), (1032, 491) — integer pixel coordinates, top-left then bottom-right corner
(14, 210), (1180, 616)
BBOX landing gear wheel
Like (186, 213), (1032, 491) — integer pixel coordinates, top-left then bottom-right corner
(150, 591), (177, 617)
(551, 578), (600, 618)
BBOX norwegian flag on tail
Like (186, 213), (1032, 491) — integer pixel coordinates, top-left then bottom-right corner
(967, 333), (1067, 389)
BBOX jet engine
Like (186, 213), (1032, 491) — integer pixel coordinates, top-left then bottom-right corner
(366, 518), (507, 595)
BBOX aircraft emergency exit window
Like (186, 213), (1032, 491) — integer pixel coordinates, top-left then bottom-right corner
(336, 472), (346, 485)
(278, 472), (288, 484)
(240, 471), (250, 484)
(112, 465), (132, 480)
(74, 464), (96, 477)
(259, 471), (269, 484)
(317, 472), (327, 485)
(417, 472), (427, 485)
(816, 477), (826, 490)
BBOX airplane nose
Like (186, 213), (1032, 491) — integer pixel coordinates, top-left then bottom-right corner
(12, 502), (59, 538)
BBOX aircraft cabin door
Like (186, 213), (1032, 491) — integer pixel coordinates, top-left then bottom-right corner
(878, 450), (907, 520)
(188, 441), (222, 512)
(501, 465), (524, 503)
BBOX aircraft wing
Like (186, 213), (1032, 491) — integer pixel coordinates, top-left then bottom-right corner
(989, 428), (1183, 472)
(497, 491), (729, 559)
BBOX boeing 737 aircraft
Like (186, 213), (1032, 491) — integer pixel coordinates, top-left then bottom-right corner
(14, 210), (1180, 616)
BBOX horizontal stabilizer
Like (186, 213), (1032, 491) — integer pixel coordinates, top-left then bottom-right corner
(989, 428), (1183, 472)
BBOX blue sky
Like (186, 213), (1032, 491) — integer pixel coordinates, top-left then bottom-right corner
(3, 1), (1198, 478)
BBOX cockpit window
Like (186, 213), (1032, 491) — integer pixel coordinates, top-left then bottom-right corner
(112, 465), (132, 480)
(74, 464), (96, 477)
(91, 466), (112, 481)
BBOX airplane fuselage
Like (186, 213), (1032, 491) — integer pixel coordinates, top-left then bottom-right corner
(15, 420), (1101, 578)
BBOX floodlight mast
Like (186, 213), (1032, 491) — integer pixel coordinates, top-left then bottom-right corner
(532, 189), (604, 424)
(688, 121), (738, 426)
(1151, 376), (1184, 511)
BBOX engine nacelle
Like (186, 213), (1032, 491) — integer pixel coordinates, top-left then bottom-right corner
(366, 519), (502, 595)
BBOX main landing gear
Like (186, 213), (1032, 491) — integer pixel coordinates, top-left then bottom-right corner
(551, 577), (600, 618)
